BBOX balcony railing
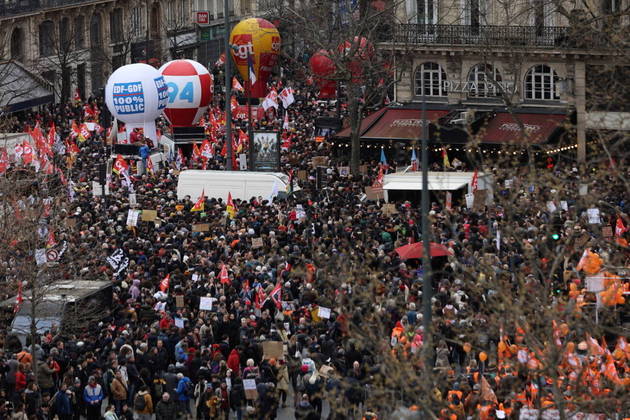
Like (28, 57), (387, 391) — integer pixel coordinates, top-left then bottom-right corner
(387, 23), (607, 49)
(0, 0), (107, 17)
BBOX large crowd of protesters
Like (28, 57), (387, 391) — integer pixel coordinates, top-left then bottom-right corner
(0, 73), (628, 420)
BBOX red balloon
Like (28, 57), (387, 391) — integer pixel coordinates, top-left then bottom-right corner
(309, 50), (337, 99)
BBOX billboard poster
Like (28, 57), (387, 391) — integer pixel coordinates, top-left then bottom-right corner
(252, 131), (280, 171)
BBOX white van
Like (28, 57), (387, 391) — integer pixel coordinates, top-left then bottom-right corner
(177, 170), (296, 201)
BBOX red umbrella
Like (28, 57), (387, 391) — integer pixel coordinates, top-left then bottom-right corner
(395, 242), (453, 259)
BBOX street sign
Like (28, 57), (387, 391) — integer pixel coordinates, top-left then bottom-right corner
(195, 11), (210, 25)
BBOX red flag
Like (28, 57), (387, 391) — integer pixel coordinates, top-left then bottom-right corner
(230, 96), (238, 114)
(215, 53), (225, 67)
(269, 282), (282, 309)
(112, 154), (129, 175)
(255, 286), (267, 309)
(67, 141), (80, 155)
(615, 216), (627, 237)
(200, 139), (213, 159)
(191, 189), (205, 212)
(232, 77), (244, 92)
(372, 165), (384, 188)
(46, 231), (57, 248)
(226, 192), (237, 219)
(146, 156), (154, 174)
(79, 123), (91, 140)
(21, 141), (34, 165)
(160, 274), (170, 292)
(471, 169), (479, 193)
(219, 264), (231, 285)
(192, 143), (201, 161)
(0, 148), (8, 174)
(47, 123), (56, 147)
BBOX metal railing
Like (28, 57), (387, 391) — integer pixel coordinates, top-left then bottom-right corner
(388, 23), (606, 49)
(0, 0), (108, 17)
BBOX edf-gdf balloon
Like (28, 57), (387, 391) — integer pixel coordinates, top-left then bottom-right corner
(105, 63), (168, 140)
(229, 18), (281, 98)
(159, 59), (214, 127)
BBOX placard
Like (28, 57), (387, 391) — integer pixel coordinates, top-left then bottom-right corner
(602, 226), (612, 238)
(381, 204), (397, 216)
(199, 297), (214, 311)
(126, 209), (140, 227)
(297, 170), (308, 181)
(579, 184), (588, 196)
(92, 181), (110, 196)
(585, 274), (605, 293)
(252, 237), (264, 249)
(339, 166), (350, 177)
(547, 201), (557, 213)
(311, 156), (328, 167)
(262, 341), (284, 360)
(174, 317), (184, 328)
(587, 208), (600, 224)
(318, 306), (331, 319)
(129, 193), (137, 206)
(472, 190), (487, 211)
(141, 209), (157, 221)
(243, 379), (258, 400)
(239, 153), (248, 170)
(175, 295), (184, 308)
(465, 193), (474, 208)
(560, 201), (568, 211)
(364, 186), (384, 201)
(192, 223), (210, 232)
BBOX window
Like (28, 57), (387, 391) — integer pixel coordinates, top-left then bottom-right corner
(467, 63), (502, 97)
(59, 17), (71, 51)
(10, 27), (24, 60)
(39, 20), (55, 57)
(416, 0), (437, 24)
(524, 65), (559, 100)
(110, 8), (124, 43)
(462, 0), (486, 27)
(131, 7), (143, 38)
(74, 16), (85, 49)
(602, 0), (619, 13)
(90, 13), (102, 47)
(414, 62), (447, 97)
(167, 0), (176, 26)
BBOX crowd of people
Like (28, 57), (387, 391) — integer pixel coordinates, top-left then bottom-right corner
(0, 74), (628, 420)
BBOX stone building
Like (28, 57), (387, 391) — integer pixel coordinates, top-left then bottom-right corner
(0, 0), (198, 102)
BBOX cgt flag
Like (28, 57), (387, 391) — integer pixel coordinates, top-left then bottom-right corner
(191, 189), (205, 212)
(219, 264), (231, 285)
(226, 192), (237, 219)
(160, 274), (170, 292)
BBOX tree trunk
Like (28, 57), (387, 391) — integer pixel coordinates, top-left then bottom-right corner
(30, 285), (38, 385)
(348, 88), (362, 175)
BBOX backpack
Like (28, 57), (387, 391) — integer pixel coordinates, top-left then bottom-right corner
(134, 393), (146, 411)
(185, 380), (195, 398)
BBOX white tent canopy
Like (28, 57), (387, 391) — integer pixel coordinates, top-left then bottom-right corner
(383, 171), (489, 191)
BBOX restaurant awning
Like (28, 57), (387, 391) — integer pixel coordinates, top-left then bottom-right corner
(481, 112), (567, 144)
(335, 107), (387, 138)
(0, 61), (54, 112)
(362, 108), (449, 141)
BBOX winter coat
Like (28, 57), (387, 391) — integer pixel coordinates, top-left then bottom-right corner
(37, 361), (55, 389)
(226, 349), (241, 376)
(155, 399), (178, 420)
(135, 390), (153, 414)
(110, 378), (128, 401)
(276, 364), (290, 392)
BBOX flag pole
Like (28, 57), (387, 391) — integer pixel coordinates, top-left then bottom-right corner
(224, 0), (232, 171)
(420, 95), (433, 374)
(247, 51), (254, 172)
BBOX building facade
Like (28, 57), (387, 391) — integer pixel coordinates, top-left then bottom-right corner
(378, 0), (629, 161)
(0, 0), (198, 102)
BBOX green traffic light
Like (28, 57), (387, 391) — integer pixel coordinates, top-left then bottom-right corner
(551, 233), (560, 240)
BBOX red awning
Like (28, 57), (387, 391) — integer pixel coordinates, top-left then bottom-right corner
(361, 108), (449, 141)
(481, 113), (566, 144)
(335, 107), (387, 138)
